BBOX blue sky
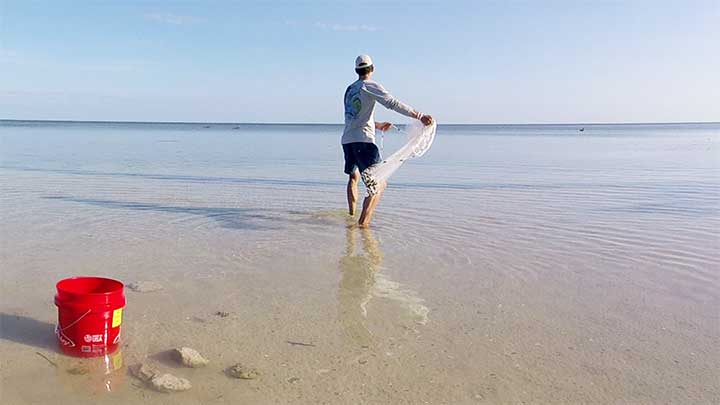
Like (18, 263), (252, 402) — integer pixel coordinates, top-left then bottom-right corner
(1, 0), (718, 123)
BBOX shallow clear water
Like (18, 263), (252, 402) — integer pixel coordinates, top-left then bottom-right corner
(1, 120), (719, 404)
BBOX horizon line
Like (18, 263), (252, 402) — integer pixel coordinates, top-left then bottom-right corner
(1, 118), (719, 126)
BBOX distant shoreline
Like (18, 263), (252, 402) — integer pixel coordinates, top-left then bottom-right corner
(1, 119), (718, 127)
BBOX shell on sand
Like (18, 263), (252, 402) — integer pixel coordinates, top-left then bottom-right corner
(127, 281), (163, 293)
(227, 363), (260, 380)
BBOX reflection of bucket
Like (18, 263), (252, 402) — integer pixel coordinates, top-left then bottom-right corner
(57, 350), (126, 394)
(54, 277), (125, 357)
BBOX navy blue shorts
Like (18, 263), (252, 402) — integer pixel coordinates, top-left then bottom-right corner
(343, 142), (381, 175)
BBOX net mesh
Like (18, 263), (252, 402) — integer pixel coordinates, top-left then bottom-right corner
(361, 120), (437, 195)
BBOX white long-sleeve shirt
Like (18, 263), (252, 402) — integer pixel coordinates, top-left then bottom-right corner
(342, 79), (418, 145)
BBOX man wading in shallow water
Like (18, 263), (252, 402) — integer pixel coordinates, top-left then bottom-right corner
(342, 54), (433, 227)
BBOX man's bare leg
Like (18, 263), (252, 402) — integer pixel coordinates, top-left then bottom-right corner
(358, 187), (384, 228)
(347, 170), (360, 215)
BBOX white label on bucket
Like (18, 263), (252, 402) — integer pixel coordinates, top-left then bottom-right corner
(112, 308), (123, 328)
(84, 334), (103, 343)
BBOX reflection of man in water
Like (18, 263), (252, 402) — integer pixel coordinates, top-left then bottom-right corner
(337, 224), (383, 347)
(337, 223), (430, 348)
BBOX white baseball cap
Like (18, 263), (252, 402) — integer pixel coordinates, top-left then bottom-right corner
(355, 54), (373, 69)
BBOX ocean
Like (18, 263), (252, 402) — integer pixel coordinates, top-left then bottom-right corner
(1, 120), (718, 404)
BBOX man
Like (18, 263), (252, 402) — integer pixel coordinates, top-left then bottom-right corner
(342, 54), (433, 227)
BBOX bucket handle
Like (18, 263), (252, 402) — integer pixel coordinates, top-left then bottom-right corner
(58, 309), (92, 332)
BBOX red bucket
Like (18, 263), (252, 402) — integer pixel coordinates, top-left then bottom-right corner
(54, 277), (126, 357)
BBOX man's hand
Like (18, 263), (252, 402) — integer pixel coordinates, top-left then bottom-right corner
(420, 114), (434, 126)
(375, 121), (392, 132)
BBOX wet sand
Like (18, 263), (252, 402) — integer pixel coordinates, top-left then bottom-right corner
(1, 201), (717, 404)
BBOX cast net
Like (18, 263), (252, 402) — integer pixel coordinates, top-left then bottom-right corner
(361, 120), (437, 196)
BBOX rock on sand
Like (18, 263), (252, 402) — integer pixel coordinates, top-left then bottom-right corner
(174, 347), (209, 368)
(130, 363), (159, 382)
(130, 363), (191, 393)
(151, 374), (192, 393)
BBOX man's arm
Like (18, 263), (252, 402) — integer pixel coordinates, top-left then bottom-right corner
(363, 82), (420, 119)
(364, 81), (433, 126)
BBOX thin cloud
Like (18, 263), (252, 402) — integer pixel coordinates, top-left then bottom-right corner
(0, 48), (23, 63)
(144, 13), (205, 25)
(0, 90), (67, 97)
(314, 22), (378, 32)
(0, 48), (19, 58)
(1, 49), (152, 73)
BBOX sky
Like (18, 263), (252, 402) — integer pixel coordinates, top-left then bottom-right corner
(1, 0), (718, 124)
